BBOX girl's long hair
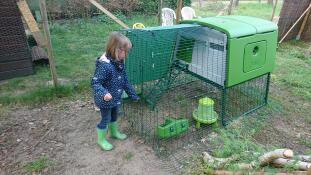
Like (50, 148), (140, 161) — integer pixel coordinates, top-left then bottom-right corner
(105, 32), (132, 60)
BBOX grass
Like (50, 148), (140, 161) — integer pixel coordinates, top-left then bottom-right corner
(193, 0), (282, 19)
(0, 103), (10, 120)
(22, 156), (54, 173)
(123, 151), (134, 161)
(274, 41), (311, 101)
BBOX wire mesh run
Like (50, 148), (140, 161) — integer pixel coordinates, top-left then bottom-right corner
(121, 25), (270, 155)
(0, 0), (33, 80)
(122, 73), (268, 155)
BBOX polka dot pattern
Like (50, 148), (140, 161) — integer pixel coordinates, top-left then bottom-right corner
(91, 55), (139, 109)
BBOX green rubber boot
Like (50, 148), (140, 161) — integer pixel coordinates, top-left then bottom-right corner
(96, 128), (113, 151)
(109, 122), (127, 140)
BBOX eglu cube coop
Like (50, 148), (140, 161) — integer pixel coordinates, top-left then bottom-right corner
(121, 16), (277, 154)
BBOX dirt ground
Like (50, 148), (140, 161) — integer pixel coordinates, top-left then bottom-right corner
(0, 98), (174, 175)
(1, 84), (310, 175)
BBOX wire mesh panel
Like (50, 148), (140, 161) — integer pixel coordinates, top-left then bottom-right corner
(122, 73), (222, 155)
(0, 0), (33, 80)
(222, 74), (269, 125)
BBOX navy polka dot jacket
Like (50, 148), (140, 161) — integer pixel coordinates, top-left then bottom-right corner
(91, 54), (139, 109)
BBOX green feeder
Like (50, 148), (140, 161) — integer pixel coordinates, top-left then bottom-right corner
(193, 97), (218, 128)
(122, 88), (142, 99)
(156, 118), (189, 139)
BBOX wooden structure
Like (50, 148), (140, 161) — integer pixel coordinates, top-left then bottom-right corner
(17, 0), (45, 46)
(278, 0), (311, 42)
(0, 0), (33, 80)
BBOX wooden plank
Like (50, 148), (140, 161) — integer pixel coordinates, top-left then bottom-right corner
(17, 0), (45, 46)
(270, 0), (278, 21)
(39, 0), (58, 87)
(296, 1), (311, 40)
(88, 0), (129, 29)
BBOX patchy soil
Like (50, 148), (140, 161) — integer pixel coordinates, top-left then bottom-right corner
(0, 99), (172, 175)
(253, 83), (311, 153)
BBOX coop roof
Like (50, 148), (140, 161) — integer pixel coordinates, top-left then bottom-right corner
(181, 16), (278, 38)
(140, 23), (201, 31)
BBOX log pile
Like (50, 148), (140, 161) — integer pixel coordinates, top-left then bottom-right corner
(202, 149), (311, 172)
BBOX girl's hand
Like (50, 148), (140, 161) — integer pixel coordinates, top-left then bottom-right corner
(103, 93), (112, 101)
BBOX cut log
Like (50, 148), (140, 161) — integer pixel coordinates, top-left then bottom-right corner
(238, 161), (257, 169)
(297, 155), (311, 162)
(211, 170), (264, 175)
(272, 158), (311, 171)
(211, 170), (308, 175)
(202, 152), (237, 169)
(258, 149), (294, 166)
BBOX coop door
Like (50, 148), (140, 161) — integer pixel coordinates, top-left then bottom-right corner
(243, 40), (267, 73)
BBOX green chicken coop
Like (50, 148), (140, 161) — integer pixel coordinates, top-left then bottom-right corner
(122, 16), (277, 154)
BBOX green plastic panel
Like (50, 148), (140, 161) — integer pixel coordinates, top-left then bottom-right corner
(227, 31), (277, 86)
(181, 16), (277, 38)
(243, 40), (267, 73)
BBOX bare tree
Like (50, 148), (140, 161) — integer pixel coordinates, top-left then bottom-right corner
(235, 0), (239, 6)
(198, 0), (202, 8)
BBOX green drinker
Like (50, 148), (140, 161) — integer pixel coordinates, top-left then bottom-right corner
(193, 97), (218, 128)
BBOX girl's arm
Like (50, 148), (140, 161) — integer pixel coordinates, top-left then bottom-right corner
(123, 71), (139, 100)
(91, 64), (110, 99)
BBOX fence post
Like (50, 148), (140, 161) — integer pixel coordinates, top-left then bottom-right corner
(158, 0), (163, 25)
(176, 0), (182, 23)
(270, 0), (278, 21)
(39, 0), (58, 87)
(228, 0), (234, 15)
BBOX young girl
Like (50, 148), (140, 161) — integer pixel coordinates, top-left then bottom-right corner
(91, 32), (139, 151)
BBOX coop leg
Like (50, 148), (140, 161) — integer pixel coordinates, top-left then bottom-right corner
(221, 87), (227, 126)
(264, 73), (271, 105)
(196, 121), (201, 128)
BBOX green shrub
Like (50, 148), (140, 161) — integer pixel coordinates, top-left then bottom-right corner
(26, 0), (191, 19)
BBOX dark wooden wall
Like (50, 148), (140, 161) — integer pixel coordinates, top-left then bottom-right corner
(0, 0), (33, 80)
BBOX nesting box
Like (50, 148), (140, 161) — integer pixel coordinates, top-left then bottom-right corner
(122, 16), (277, 154)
